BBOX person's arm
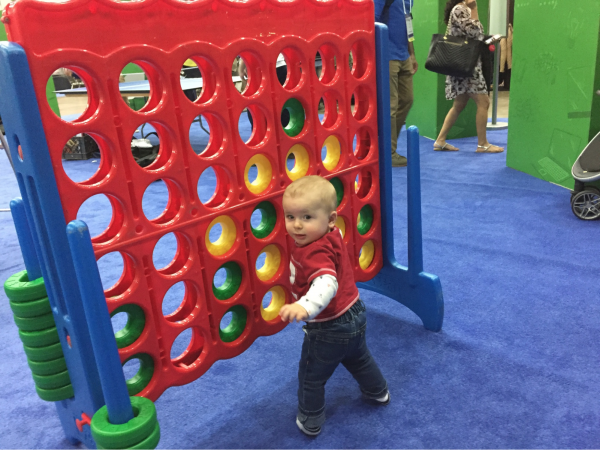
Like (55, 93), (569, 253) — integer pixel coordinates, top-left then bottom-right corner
(279, 275), (338, 322)
(408, 41), (418, 74)
(466, 0), (479, 21)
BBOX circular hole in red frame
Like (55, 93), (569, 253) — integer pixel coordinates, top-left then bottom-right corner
(350, 40), (371, 80)
(355, 169), (374, 200)
(239, 105), (268, 147)
(48, 66), (97, 123)
(180, 56), (217, 105)
(189, 113), (224, 158)
(97, 251), (124, 293)
(319, 93), (341, 130)
(77, 193), (125, 245)
(163, 280), (199, 323)
(155, 231), (191, 276)
(142, 178), (183, 225)
(131, 122), (172, 171)
(277, 48), (304, 91)
(316, 45), (338, 85)
(62, 133), (111, 185)
(120, 61), (162, 113)
(351, 86), (372, 122)
(233, 52), (263, 98)
(171, 327), (204, 369)
(197, 165), (231, 208)
(98, 251), (137, 298)
(353, 127), (373, 161)
(153, 232), (179, 271)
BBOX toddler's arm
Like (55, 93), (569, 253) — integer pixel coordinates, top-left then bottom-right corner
(296, 275), (338, 320)
(279, 275), (338, 322)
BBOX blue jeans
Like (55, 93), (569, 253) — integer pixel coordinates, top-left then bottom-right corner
(297, 300), (388, 429)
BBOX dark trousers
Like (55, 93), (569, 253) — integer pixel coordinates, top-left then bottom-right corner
(297, 300), (388, 429)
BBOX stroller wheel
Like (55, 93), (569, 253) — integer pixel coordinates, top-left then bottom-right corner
(571, 188), (600, 220)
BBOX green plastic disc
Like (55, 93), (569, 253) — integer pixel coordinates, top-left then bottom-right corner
(23, 341), (65, 362)
(28, 356), (67, 376)
(32, 369), (72, 390)
(282, 98), (305, 137)
(35, 383), (74, 402)
(124, 354), (154, 396)
(96, 424), (160, 450)
(111, 304), (145, 349)
(91, 396), (158, 449)
(130, 423), (160, 449)
(19, 327), (60, 348)
(250, 201), (277, 239)
(219, 305), (247, 343)
(10, 297), (51, 318)
(13, 311), (56, 332)
(212, 262), (242, 301)
(330, 177), (344, 207)
(357, 205), (374, 235)
(4, 271), (47, 303)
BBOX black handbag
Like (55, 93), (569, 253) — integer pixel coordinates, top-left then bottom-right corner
(425, 30), (483, 78)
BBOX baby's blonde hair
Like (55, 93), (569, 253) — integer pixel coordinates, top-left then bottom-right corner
(283, 176), (337, 213)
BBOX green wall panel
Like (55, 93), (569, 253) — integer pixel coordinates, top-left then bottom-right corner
(589, 21), (600, 142)
(507, 1), (600, 189)
(409, 0), (488, 140)
(408, 0), (441, 139)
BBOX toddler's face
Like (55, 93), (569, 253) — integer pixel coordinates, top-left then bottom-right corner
(283, 194), (336, 246)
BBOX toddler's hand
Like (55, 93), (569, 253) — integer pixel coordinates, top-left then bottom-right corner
(279, 303), (309, 323)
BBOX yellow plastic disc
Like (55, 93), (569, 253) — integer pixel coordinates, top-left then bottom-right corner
(205, 216), (237, 256)
(245, 154), (273, 195)
(322, 135), (341, 171)
(261, 286), (286, 321)
(335, 216), (346, 238)
(359, 240), (375, 270)
(256, 245), (281, 281)
(286, 144), (310, 181)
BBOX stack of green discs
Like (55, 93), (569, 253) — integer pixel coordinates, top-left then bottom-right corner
(92, 396), (161, 449)
(4, 270), (73, 402)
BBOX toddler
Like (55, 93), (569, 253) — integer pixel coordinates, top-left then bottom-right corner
(279, 175), (389, 436)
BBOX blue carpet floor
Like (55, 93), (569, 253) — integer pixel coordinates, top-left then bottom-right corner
(1, 119), (599, 449)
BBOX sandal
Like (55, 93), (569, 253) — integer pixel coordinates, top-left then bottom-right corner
(433, 142), (459, 151)
(476, 144), (504, 153)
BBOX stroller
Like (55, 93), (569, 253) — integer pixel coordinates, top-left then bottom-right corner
(571, 130), (600, 220)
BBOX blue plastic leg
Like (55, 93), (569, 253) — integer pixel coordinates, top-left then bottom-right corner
(357, 24), (444, 332)
(0, 42), (106, 447)
(10, 198), (42, 280)
(67, 220), (134, 425)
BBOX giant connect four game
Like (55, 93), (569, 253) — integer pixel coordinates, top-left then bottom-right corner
(0, 0), (443, 446)
(3, 0), (382, 401)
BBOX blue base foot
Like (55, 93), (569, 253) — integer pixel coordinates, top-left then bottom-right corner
(358, 262), (444, 332)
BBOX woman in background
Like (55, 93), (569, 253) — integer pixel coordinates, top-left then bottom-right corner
(433, 0), (504, 153)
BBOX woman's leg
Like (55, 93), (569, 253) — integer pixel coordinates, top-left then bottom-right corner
(470, 93), (503, 152)
(434, 94), (469, 150)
